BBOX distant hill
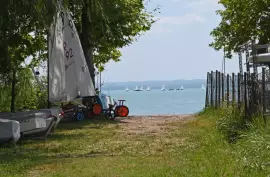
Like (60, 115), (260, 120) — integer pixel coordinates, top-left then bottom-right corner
(101, 79), (206, 91)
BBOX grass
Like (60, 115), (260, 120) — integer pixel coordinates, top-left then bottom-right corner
(0, 112), (270, 177)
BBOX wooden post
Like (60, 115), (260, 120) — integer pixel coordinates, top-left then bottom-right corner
(237, 73), (241, 108)
(210, 71), (214, 107)
(232, 73), (235, 104)
(218, 72), (221, 107)
(251, 73), (256, 116)
(244, 72), (247, 118)
(221, 73), (224, 104)
(227, 74), (230, 106)
(205, 72), (209, 108)
(215, 70), (218, 109)
(262, 68), (266, 124)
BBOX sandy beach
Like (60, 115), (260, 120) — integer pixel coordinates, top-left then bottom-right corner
(118, 114), (195, 135)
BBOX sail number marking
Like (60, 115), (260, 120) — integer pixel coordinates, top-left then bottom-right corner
(63, 42), (73, 60)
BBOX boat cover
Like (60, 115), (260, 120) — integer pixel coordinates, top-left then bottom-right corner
(0, 111), (47, 132)
(0, 118), (20, 144)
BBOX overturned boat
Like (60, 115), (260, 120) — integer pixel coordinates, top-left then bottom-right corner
(0, 119), (20, 144)
(0, 111), (57, 138)
(39, 107), (64, 131)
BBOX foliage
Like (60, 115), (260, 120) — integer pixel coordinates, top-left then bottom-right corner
(209, 0), (270, 58)
(0, 0), (156, 109)
(0, 68), (47, 112)
(200, 106), (248, 143)
(200, 107), (270, 173)
(66, 0), (157, 70)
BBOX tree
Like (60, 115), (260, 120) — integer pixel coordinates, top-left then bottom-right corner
(209, 0), (270, 58)
(0, 0), (156, 111)
(0, 0), (47, 111)
(67, 0), (156, 82)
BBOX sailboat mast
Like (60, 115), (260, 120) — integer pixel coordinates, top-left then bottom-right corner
(99, 67), (102, 93)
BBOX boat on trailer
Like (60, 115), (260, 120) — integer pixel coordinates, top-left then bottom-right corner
(48, 6), (96, 119)
(0, 119), (20, 144)
(39, 107), (64, 131)
(0, 111), (57, 138)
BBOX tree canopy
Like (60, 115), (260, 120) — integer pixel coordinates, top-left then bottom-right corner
(209, 0), (270, 58)
(0, 0), (156, 111)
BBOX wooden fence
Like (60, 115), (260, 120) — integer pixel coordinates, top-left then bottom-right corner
(205, 69), (270, 120)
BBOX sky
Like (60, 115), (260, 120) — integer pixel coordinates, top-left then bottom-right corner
(101, 0), (240, 83)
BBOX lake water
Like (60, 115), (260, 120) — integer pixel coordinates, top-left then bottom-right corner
(105, 88), (206, 115)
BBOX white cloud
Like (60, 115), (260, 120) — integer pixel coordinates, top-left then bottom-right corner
(146, 14), (205, 35)
(187, 0), (222, 13)
(157, 14), (206, 25)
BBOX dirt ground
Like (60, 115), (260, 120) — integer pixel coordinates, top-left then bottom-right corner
(118, 115), (194, 135)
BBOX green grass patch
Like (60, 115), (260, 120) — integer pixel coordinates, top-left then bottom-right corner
(0, 114), (269, 177)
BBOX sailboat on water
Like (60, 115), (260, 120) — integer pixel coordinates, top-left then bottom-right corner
(134, 85), (143, 91)
(134, 85), (139, 91)
(125, 87), (129, 92)
(201, 84), (206, 90)
(161, 85), (166, 91)
(146, 86), (151, 91)
(139, 85), (144, 91)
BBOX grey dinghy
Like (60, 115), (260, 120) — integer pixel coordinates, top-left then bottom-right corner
(0, 119), (20, 144)
(0, 111), (57, 138)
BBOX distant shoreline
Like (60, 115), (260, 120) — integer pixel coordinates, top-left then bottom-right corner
(101, 79), (206, 91)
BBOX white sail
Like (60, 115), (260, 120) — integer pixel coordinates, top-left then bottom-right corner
(48, 8), (95, 103)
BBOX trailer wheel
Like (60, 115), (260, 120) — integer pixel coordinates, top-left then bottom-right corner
(116, 106), (129, 117)
(93, 104), (102, 115)
(76, 112), (85, 121)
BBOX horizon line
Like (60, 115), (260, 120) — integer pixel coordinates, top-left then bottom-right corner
(103, 78), (206, 83)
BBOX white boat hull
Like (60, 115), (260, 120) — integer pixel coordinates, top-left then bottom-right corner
(23, 117), (55, 136)
(0, 119), (20, 144)
(40, 107), (64, 130)
(0, 111), (47, 135)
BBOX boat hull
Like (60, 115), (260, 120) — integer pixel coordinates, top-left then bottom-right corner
(0, 119), (20, 144)
(0, 111), (47, 132)
(23, 117), (56, 137)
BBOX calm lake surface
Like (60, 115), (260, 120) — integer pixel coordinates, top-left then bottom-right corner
(105, 88), (205, 115)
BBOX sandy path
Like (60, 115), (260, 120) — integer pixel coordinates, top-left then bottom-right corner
(118, 115), (195, 135)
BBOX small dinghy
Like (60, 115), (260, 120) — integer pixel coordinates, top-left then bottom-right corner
(39, 107), (64, 131)
(22, 112), (57, 138)
(0, 119), (20, 144)
(0, 111), (57, 138)
(0, 111), (46, 133)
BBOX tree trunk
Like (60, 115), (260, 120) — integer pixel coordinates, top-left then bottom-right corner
(10, 67), (16, 112)
(81, 3), (96, 87)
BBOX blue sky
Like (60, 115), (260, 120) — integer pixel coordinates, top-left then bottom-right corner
(102, 0), (239, 82)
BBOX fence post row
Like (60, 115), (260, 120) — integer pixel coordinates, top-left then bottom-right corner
(205, 72), (209, 108)
(210, 71), (214, 107)
(205, 70), (267, 121)
(215, 70), (218, 108)
(226, 74), (230, 106)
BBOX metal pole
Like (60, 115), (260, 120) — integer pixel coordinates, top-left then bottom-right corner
(223, 48), (226, 74)
(99, 70), (102, 93)
(47, 30), (50, 108)
(96, 71), (98, 89)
